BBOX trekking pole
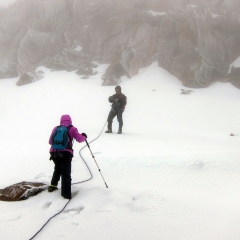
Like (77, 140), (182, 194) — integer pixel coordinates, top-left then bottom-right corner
(85, 140), (108, 188)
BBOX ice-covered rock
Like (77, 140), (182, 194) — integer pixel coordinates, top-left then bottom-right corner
(0, 181), (47, 201)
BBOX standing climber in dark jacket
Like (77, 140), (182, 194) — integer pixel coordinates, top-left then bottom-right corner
(105, 86), (127, 134)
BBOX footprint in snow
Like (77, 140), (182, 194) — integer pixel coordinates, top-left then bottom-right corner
(71, 222), (79, 226)
(42, 201), (52, 209)
(56, 234), (65, 238)
(93, 152), (102, 155)
(72, 191), (79, 198)
(130, 192), (164, 215)
(64, 206), (85, 216)
(4, 215), (22, 222)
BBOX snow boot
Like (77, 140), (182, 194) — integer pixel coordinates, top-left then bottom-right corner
(62, 194), (71, 200)
(118, 129), (122, 134)
(48, 185), (58, 192)
(105, 129), (112, 133)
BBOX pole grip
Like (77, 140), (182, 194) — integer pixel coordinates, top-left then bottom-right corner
(85, 140), (90, 148)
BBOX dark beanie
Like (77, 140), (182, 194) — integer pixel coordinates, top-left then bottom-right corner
(115, 85), (121, 92)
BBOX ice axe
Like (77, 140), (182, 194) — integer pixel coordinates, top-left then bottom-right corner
(85, 139), (108, 188)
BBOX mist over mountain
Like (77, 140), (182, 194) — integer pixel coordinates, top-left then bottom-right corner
(1, 0), (240, 88)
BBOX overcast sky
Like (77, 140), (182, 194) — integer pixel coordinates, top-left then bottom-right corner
(0, 0), (17, 7)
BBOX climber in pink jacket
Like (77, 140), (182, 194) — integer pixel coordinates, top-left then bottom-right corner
(48, 114), (87, 199)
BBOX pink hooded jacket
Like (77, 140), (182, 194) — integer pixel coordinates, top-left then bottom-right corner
(49, 114), (86, 154)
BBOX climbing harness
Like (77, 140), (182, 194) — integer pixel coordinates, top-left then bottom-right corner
(29, 120), (108, 240)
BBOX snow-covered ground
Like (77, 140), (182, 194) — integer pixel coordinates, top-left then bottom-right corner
(1, 62), (240, 240)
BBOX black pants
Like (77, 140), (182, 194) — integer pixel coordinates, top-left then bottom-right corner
(107, 108), (123, 131)
(50, 151), (72, 199)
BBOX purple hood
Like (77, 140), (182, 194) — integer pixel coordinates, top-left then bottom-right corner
(49, 114), (86, 154)
(60, 114), (72, 127)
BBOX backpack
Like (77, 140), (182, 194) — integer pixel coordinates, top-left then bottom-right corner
(51, 125), (72, 150)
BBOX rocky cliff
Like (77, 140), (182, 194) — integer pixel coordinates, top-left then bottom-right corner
(1, 0), (240, 87)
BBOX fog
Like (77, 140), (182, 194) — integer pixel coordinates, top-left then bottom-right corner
(0, 0), (240, 89)
(0, 0), (16, 7)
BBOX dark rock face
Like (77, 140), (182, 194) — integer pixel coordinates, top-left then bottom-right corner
(0, 181), (47, 201)
(16, 70), (44, 86)
(75, 62), (98, 78)
(1, 0), (240, 88)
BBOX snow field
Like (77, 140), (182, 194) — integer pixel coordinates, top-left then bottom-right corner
(0, 62), (240, 239)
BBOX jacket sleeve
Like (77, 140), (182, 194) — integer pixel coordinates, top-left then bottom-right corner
(121, 95), (127, 109)
(108, 95), (114, 103)
(71, 127), (86, 143)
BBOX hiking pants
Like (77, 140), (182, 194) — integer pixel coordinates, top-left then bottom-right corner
(50, 152), (72, 199)
(107, 108), (123, 131)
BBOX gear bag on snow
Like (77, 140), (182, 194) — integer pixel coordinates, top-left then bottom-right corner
(51, 125), (72, 150)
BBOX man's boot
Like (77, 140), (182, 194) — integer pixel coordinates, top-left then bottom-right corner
(106, 121), (112, 133)
(105, 129), (112, 133)
(48, 185), (58, 192)
(118, 123), (122, 134)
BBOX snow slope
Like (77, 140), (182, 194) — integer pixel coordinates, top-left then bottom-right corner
(1, 62), (240, 240)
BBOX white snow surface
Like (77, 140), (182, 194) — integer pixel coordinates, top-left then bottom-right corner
(1, 62), (240, 240)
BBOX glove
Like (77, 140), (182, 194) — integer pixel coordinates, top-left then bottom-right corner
(82, 133), (87, 138)
(108, 96), (113, 103)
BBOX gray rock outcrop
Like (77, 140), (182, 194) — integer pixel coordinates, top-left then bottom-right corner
(1, 0), (240, 88)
